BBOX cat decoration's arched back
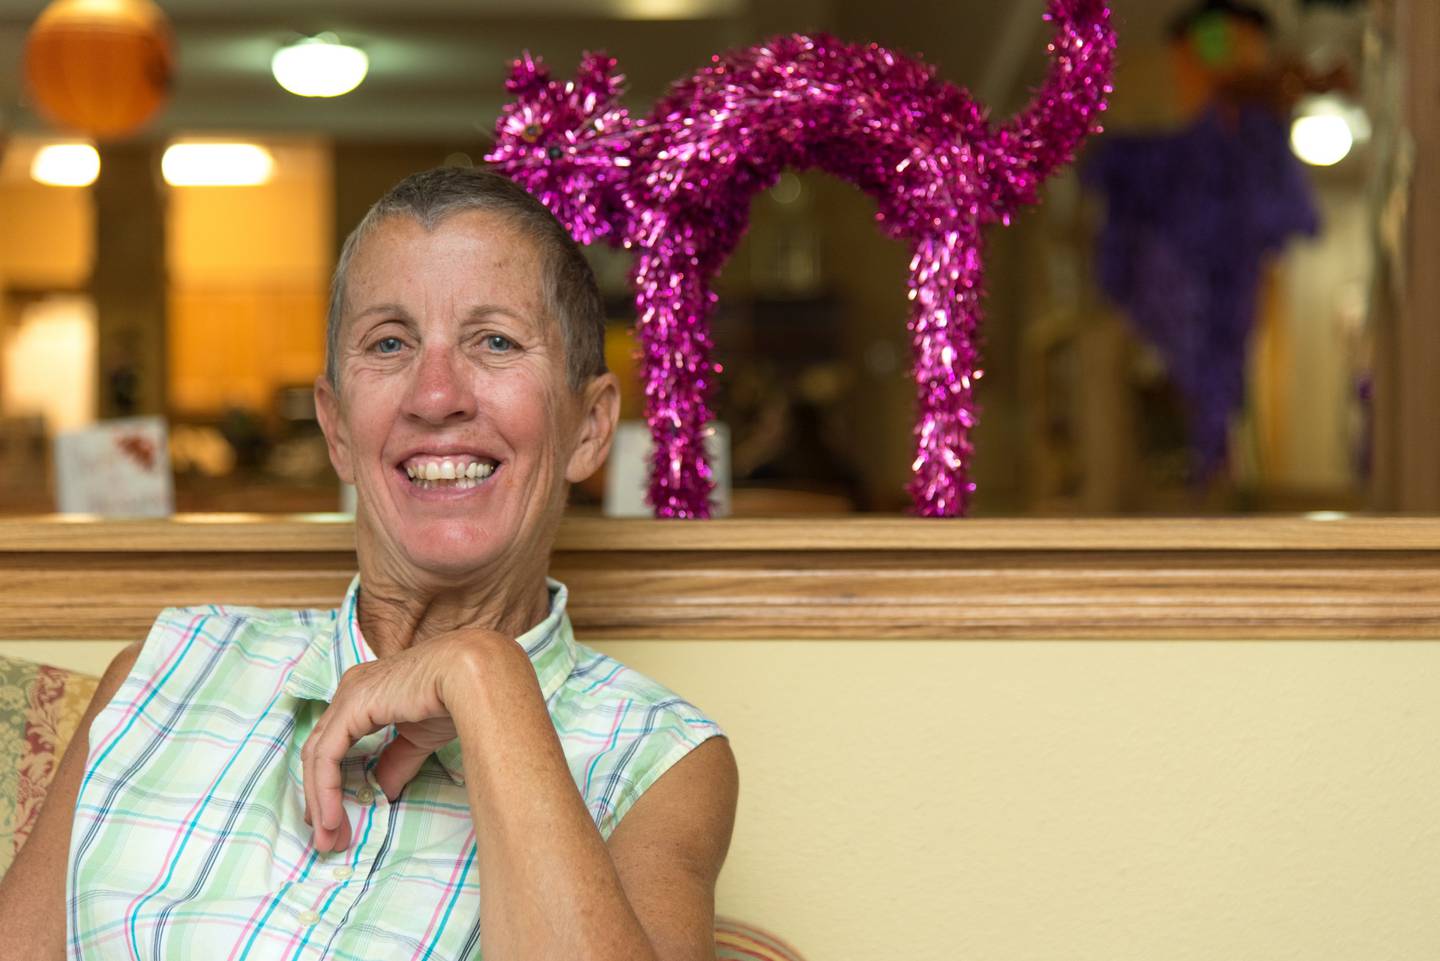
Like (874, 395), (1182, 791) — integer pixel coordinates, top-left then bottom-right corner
(489, 0), (1115, 517)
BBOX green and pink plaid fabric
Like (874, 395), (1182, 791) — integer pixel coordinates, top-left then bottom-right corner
(67, 576), (722, 960)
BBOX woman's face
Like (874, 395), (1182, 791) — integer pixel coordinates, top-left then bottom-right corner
(316, 209), (617, 581)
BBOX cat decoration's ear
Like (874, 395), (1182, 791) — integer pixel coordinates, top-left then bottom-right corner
(506, 51), (552, 97)
(575, 51), (626, 102)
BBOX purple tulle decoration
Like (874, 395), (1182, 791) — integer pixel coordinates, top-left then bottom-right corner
(489, 0), (1115, 517)
(1086, 106), (1319, 481)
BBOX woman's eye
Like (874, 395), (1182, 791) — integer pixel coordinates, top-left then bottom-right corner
(484, 335), (516, 352)
(375, 336), (405, 354)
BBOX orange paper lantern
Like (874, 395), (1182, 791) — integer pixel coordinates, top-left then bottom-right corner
(24, 0), (174, 139)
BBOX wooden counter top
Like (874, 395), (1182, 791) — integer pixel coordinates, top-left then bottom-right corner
(2, 515), (1439, 640)
(2, 513), (1440, 552)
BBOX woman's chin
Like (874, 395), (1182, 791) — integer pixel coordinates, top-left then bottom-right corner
(393, 518), (507, 578)
(357, 470), (543, 579)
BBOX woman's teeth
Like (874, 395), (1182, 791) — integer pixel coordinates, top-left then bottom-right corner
(403, 458), (497, 491)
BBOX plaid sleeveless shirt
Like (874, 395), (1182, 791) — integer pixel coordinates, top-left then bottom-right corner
(67, 576), (722, 960)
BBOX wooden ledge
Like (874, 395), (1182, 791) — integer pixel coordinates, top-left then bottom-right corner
(2, 515), (1440, 641)
(2, 513), (1440, 552)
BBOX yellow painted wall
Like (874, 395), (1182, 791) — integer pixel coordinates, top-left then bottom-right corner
(167, 286), (328, 413)
(4, 637), (1437, 961)
(166, 142), (332, 414)
(166, 143), (332, 288)
(0, 170), (96, 439)
(0, 180), (92, 289)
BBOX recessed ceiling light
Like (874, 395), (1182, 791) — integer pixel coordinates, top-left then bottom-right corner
(30, 143), (100, 187)
(162, 143), (274, 186)
(271, 34), (368, 98)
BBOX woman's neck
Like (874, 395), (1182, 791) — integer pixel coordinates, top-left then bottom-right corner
(355, 557), (553, 660)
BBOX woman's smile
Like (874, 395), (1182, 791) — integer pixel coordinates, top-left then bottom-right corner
(393, 452), (503, 498)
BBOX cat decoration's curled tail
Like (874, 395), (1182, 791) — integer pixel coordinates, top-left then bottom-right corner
(490, 0), (1115, 517)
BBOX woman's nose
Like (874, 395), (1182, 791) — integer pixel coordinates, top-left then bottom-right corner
(402, 346), (476, 425)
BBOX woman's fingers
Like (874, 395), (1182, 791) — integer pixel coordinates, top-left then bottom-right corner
(373, 730), (431, 802)
(331, 810), (353, 852)
(312, 727), (357, 851)
(301, 718), (322, 840)
(300, 652), (461, 850)
(303, 691), (383, 853)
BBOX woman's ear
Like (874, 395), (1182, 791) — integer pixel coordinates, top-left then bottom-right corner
(314, 374), (356, 485)
(565, 371), (621, 484)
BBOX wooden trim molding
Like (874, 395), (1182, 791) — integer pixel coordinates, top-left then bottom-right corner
(5, 513), (1440, 552)
(2, 515), (1439, 640)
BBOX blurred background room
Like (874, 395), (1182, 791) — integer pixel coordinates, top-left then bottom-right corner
(0, 0), (1433, 518)
(4, 7), (1440, 961)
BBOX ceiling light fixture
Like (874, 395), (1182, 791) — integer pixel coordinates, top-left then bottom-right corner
(271, 33), (368, 98)
(1291, 114), (1352, 167)
(30, 142), (100, 187)
(161, 143), (274, 186)
(1290, 94), (1370, 168)
(613, 0), (740, 18)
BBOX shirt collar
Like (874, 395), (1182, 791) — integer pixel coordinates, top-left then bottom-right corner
(284, 573), (576, 785)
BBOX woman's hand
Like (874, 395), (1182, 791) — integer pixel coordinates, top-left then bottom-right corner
(300, 629), (509, 853)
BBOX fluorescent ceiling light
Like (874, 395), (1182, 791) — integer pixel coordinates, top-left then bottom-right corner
(162, 143), (274, 186)
(272, 34), (369, 98)
(30, 143), (100, 187)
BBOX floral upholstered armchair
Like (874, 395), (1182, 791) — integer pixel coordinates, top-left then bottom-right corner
(0, 654), (805, 961)
(0, 656), (95, 879)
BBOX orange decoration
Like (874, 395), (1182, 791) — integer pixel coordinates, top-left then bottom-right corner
(24, 0), (174, 139)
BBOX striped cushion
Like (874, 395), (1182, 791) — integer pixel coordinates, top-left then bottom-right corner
(716, 916), (808, 960)
(0, 655), (99, 876)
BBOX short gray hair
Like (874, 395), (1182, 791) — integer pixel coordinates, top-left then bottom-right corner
(325, 166), (607, 392)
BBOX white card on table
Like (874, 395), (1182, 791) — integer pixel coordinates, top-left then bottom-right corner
(53, 416), (173, 517)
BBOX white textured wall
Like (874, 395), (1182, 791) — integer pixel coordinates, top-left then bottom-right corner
(7, 638), (1439, 961)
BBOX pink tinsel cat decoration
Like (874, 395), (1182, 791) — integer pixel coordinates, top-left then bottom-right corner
(489, 0), (1115, 517)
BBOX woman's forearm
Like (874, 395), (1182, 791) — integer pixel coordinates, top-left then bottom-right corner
(448, 642), (660, 961)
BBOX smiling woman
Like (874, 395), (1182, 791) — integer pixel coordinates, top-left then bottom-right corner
(319, 210), (601, 600)
(0, 167), (738, 961)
